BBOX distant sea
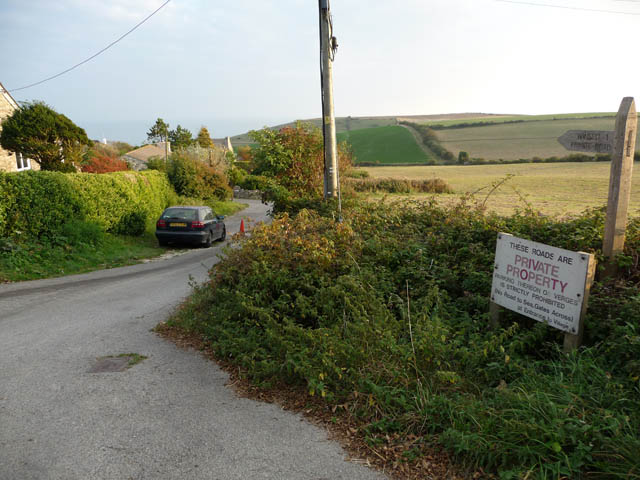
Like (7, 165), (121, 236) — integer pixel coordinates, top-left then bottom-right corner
(79, 116), (293, 146)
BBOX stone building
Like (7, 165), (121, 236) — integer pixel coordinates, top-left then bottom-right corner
(0, 81), (38, 172)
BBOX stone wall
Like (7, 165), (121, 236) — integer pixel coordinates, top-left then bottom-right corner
(233, 185), (262, 200)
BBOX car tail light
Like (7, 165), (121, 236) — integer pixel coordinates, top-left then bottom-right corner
(156, 219), (166, 228)
(192, 221), (205, 228)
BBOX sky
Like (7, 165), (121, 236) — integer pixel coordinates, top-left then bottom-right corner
(1, 0), (640, 145)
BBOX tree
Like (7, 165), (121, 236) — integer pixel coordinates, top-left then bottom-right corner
(147, 118), (169, 144)
(168, 125), (193, 149)
(196, 126), (214, 148)
(249, 122), (351, 197)
(458, 151), (470, 165)
(0, 101), (91, 171)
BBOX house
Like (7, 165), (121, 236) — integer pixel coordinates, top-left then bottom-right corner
(121, 142), (171, 171)
(0, 81), (38, 172)
(213, 136), (234, 153)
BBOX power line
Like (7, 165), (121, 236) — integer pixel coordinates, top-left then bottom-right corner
(8, 0), (171, 93)
(495, 0), (640, 15)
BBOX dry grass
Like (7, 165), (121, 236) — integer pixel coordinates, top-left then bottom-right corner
(362, 162), (640, 217)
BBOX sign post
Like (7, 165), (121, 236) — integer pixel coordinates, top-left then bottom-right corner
(557, 130), (613, 154)
(602, 97), (637, 278)
(557, 97), (637, 278)
(490, 233), (595, 351)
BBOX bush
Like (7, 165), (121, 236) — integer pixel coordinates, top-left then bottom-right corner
(171, 200), (640, 478)
(344, 169), (370, 179)
(0, 170), (174, 239)
(82, 154), (129, 173)
(167, 151), (232, 201)
(343, 177), (452, 194)
(249, 122), (352, 198)
(114, 209), (147, 236)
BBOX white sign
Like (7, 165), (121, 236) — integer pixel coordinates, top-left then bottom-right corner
(557, 130), (614, 154)
(491, 233), (591, 334)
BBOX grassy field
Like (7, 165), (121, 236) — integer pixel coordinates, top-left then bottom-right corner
(435, 117), (640, 160)
(362, 162), (640, 217)
(338, 125), (432, 165)
(420, 112), (616, 128)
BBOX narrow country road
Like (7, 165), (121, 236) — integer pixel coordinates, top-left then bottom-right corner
(0, 200), (386, 480)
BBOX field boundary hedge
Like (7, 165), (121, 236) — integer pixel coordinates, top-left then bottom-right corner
(0, 170), (175, 239)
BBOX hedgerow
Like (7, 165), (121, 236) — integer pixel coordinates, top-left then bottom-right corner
(171, 199), (640, 478)
(0, 170), (174, 239)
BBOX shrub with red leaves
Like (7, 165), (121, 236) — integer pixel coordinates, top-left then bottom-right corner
(82, 154), (129, 173)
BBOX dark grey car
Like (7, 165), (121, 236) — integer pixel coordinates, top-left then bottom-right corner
(155, 206), (226, 247)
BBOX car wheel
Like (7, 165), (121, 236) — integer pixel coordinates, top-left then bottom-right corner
(204, 232), (212, 248)
(158, 238), (168, 247)
(217, 226), (226, 242)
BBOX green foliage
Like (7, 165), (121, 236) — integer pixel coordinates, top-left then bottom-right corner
(147, 118), (169, 143)
(171, 199), (640, 479)
(166, 151), (232, 201)
(250, 122), (352, 197)
(0, 170), (174, 239)
(0, 101), (91, 171)
(168, 124), (193, 149)
(458, 151), (469, 165)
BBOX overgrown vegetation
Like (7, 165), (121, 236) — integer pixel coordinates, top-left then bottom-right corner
(170, 196), (640, 479)
(245, 122), (352, 211)
(343, 177), (452, 194)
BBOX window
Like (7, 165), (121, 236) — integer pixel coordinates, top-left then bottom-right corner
(15, 152), (31, 171)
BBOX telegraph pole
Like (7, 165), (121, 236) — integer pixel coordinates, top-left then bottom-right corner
(319, 0), (338, 199)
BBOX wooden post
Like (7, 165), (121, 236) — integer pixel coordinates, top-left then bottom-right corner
(602, 97), (637, 278)
(319, 0), (338, 199)
(489, 301), (501, 329)
(563, 253), (596, 353)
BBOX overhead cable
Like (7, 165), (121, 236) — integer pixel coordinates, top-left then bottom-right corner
(496, 0), (640, 15)
(9, 0), (171, 92)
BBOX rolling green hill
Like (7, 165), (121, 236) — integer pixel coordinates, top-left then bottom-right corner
(230, 112), (640, 165)
(338, 126), (432, 165)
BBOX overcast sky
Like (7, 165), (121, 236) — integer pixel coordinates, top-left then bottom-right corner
(1, 0), (639, 144)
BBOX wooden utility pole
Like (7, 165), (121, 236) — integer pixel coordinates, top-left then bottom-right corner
(319, 0), (338, 199)
(602, 97), (637, 278)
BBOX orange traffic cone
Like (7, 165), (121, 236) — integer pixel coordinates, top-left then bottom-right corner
(240, 219), (245, 235)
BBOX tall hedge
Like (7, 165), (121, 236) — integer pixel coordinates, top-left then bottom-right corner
(0, 170), (175, 239)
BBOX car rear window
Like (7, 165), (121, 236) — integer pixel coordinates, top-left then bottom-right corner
(161, 208), (198, 220)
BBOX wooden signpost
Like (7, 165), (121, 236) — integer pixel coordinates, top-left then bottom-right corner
(602, 98), (637, 277)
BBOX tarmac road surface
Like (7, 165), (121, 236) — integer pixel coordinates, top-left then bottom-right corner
(0, 199), (386, 480)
